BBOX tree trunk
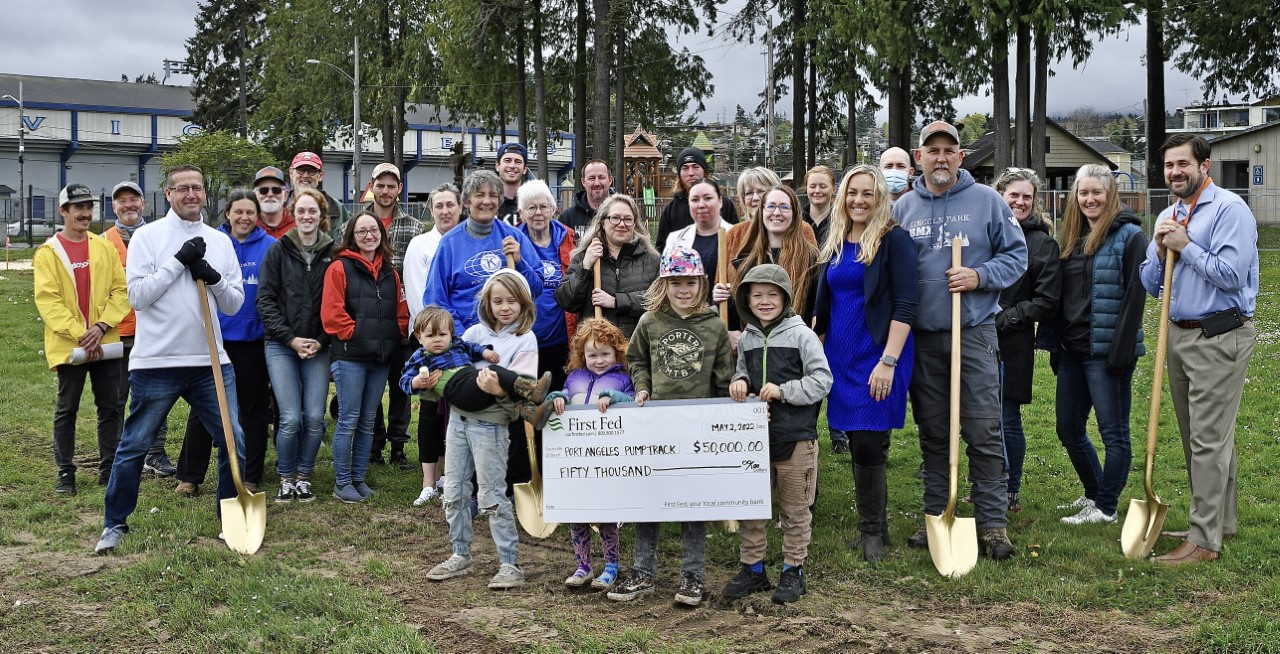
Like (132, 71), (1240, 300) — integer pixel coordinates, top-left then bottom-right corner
(1032, 21), (1048, 181)
(1014, 10), (1031, 168)
(592, 0), (611, 162)
(614, 18), (625, 183)
(1146, 0), (1167, 191)
(791, 0), (806, 183)
(574, 0), (588, 188)
(499, 94), (507, 145)
(807, 52), (817, 170)
(992, 22), (1011, 176)
(846, 87), (857, 168)
(887, 64), (912, 150)
(533, 0), (549, 182)
(516, 19), (529, 148)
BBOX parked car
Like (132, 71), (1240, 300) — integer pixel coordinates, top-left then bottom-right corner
(6, 218), (61, 240)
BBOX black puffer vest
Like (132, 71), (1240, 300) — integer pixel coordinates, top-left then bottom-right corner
(332, 256), (402, 363)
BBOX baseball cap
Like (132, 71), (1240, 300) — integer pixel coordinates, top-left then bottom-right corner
(496, 142), (528, 163)
(291, 151), (324, 171)
(659, 246), (706, 278)
(370, 162), (402, 182)
(918, 121), (961, 147)
(111, 181), (143, 198)
(254, 166), (287, 185)
(59, 184), (98, 207)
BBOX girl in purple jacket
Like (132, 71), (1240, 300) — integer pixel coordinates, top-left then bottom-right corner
(544, 319), (635, 590)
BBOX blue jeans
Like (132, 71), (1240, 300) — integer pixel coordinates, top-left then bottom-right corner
(442, 413), (519, 564)
(1002, 399), (1026, 495)
(1055, 351), (1134, 515)
(331, 359), (388, 487)
(266, 341), (330, 477)
(104, 366), (246, 530)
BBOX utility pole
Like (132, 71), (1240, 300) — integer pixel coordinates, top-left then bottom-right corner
(353, 36), (361, 197)
(765, 18), (775, 171)
(3, 82), (25, 246)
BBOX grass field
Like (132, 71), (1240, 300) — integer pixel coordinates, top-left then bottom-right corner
(0, 252), (1277, 653)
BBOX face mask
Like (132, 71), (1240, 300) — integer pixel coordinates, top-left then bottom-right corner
(883, 169), (909, 194)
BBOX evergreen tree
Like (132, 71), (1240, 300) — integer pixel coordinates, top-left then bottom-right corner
(185, 0), (265, 136)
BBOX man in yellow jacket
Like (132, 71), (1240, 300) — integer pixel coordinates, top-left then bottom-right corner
(33, 184), (130, 495)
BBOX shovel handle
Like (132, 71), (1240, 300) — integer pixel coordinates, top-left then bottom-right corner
(717, 227), (728, 323)
(524, 422), (541, 479)
(197, 279), (248, 496)
(1143, 250), (1176, 500)
(945, 238), (962, 518)
(505, 253), (516, 269)
(593, 260), (603, 320)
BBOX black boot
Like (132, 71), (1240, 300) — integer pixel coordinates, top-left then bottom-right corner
(851, 463), (888, 563)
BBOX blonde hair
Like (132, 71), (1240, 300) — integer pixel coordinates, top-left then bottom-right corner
(735, 167), (782, 222)
(643, 276), (709, 313)
(477, 271), (537, 335)
(572, 193), (658, 257)
(1059, 164), (1122, 258)
(412, 305), (454, 339)
(731, 185), (817, 315)
(567, 318), (628, 372)
(823, 165), (895, 265)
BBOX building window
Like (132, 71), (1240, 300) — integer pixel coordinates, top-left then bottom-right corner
(1044, 136), (1051, 154)
(1200, 113), (1219, 129)
(1266, 108), (1280, 123)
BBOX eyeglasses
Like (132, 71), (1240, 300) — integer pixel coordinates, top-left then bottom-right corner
(523, 204), (553, 214)
(604, 215), (635, 225)
(256, 186), (285, 195)
(169, 184), (204, 195)
(293, 167), (320, 175)
(743, 188), (767, 198)
(354, 227), (380, 237)
(763, 203), (792, 213)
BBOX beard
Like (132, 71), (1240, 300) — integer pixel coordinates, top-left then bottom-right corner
(929, 168), (954, 188)
(259, 198), (283, 214)
(1169, 171), (1203, 199)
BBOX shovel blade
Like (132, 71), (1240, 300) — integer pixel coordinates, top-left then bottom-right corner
(925, 513), (978, 578)
(1120, 497), (1170, 559)
(513, 479), (558, 539)
(219, 492), (267, 555)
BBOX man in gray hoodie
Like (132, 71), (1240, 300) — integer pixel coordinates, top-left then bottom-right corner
(891, 121), (1027, 561)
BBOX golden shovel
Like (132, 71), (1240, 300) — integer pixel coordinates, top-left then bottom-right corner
(197, 279), (266, 555)
(1120, 251), (1174, 558)
(926, 238), (978, 578)
(513, 421), (558, 538)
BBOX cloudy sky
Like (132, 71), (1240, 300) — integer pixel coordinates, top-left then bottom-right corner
(1, 0), (1207, 126)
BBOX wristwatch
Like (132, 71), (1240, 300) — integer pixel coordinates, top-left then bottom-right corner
(880, 354), (898, 367)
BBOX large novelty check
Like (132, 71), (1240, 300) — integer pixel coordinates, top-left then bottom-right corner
(542, 398), (772, 523)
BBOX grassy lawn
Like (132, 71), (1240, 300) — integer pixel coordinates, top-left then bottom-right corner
(0, 250), (1277, 653)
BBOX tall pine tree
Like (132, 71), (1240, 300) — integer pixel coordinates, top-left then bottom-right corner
(186, 0), (265, 136)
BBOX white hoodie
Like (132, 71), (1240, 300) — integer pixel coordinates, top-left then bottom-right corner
(126, 210), (244, 370)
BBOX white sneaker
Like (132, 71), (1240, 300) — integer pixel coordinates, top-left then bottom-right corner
(427, 553), (473, 580)
(435, 475), (447, 490)
(1061, 503), (1117, 525)
(488, 563), (525, 590)
(1057, 495), (1094, 510)
(412, 486), (439, 507)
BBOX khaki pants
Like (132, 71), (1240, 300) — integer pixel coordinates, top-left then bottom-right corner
(738, 440), (818, 567)
(1168, 321), (1255, 552)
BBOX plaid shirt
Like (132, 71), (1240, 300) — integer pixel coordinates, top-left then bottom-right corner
(399, 338), (492, 395)
(369, 203), (423, 273)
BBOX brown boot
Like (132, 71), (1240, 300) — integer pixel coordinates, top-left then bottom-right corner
(175, 481), (199, 497)
(515, 400), (549, 428)
(513, 371), (552, 405)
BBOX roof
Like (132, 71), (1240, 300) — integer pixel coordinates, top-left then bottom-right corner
(1209, 119), (1280, 146)
(963, 118), (1117, 171)
(1081, 138), (1130, 155)
(691, 131), (715, 151)
(0, 73), (193, 115)
(624, 124), (661, 159)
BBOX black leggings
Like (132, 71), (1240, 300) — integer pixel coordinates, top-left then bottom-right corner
(443, 365), (520, 412)
(849, 429), (891, 467)
(417, 398), (448, 464)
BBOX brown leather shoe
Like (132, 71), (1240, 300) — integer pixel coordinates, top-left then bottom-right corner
(175, 481), (199, 497)
(1161, 529), (1234, 541)
(1153, 539), (1219, 565)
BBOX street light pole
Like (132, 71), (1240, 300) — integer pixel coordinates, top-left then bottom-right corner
(3, 82), (25, 246)
(306, 36), (360, 204)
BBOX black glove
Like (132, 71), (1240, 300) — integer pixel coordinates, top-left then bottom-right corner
(174, 237), (206, 267)
(189, 259), (222, 286)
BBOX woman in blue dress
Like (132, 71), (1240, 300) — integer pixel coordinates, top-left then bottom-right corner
(813, 165), (919, 563)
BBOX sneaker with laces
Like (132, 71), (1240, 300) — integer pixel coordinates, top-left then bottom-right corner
(1061, 503), (1117, 525)
(435, 475), (447, 490)
(333, 484), (365, 503)
(592, 562), (620, 590)
(293, 479), (315, 502)
(607, 571), (655, 601)
(144, 453), (177, 477)
(978, 528), (1015, 560)
(771, 566), (806, 604)
(674, 573), (705, 606)
(55, 472), (76, 496)
(275, 479), (296, 503)
(412, 486), (439, 507)
(907, 524), (929, 549)
(94, 526), (126, 554)
(831, 440), (849, 455)
(427, 553), (473, 580)
(1057, 494), (1094, 510)
(489, 563), (525, 590)
(564, 565), (594, 588)
(390, 449), (413, 471)
(721, 564), (772, 599)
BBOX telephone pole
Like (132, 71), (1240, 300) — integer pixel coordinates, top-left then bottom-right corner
(3, 82), (25, 245)
(765, 18), (775, 171)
